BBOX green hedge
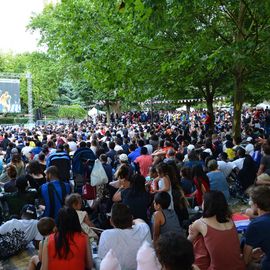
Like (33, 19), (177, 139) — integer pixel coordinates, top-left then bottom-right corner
(0, 117), (29, 125)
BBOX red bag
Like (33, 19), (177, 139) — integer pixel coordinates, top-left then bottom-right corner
(82, 183), (96, 200)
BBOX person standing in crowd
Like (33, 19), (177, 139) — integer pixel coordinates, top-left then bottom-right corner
(134, 146), (152, 177)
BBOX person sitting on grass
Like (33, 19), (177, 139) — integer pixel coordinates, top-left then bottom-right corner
(98, 203), (151, 270)
(28, 217), (56, 270)
(65, 193), (98, 241)
(152, 191), (182, 243)
(155, 231), (200, 270)
(243, 185), (270, 270)
(0, 204), (42, 259)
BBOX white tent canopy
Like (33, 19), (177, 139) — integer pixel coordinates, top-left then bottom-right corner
(88, 107), (106, 116)
(176, 105), (195, 112)
(256, 101), (270, 110)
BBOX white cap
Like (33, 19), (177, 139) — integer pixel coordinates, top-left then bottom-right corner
(246, 137), (253, 142)
(100, 249), (121, 270)
(119, 153), (128, 162)
(187, 144), (195, 151)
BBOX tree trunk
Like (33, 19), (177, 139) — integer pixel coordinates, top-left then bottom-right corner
(105, 100), (110, 124)
(233, 0), (246, 140)
(206, 97), (214, 133)
(233, 68), (244, 140)
(202, 84), (215, 134)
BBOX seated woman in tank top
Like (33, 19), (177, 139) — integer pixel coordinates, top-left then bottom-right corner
(152, 191), (183, 243)
(188, 191), (245, 270)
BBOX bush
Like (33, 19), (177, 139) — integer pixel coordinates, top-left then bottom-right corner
(58, 105), (86, 119)
(0, 117), (29, 124)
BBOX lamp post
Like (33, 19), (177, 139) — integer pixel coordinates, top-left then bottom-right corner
(26, 72), (34, 124)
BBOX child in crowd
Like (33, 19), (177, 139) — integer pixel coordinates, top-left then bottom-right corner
(152, 192), (182, 243)
(28, 217), (55, 270)
(145, 166), (158, 192)
(225, 141), (235, 160)
(65, 193), (98, 241)
(152, 163), (174, 209)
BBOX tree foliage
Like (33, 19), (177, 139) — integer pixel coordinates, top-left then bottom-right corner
(27, 0), (270, 137)
(58, 104), (86, 119)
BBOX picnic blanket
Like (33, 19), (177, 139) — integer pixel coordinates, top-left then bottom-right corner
(232, 212), (250, 233)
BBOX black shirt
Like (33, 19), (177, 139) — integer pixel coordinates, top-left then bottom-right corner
(121, 188), (150, 222)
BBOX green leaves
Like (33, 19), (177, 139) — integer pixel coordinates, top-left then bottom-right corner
(58, 104), (86, 119)
(25, 0), (270, 120)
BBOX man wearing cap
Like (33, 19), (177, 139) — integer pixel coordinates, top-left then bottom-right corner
(118, 153), (134, 176)
(183, 144), (195, 162)
(0, 204), (42, 257)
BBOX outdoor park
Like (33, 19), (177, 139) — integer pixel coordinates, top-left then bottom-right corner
(0, 1), (270, 270)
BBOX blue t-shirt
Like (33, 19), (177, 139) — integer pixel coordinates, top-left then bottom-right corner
(128, 147), (141, 162)
(246, 213), (270, 270)
(207, 171), (230, 201)
(40, 180), (71, 221)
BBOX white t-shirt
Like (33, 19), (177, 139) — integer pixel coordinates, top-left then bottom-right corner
(68, 141), (78, 152)
(245, 143), (254, 156)
(114, 145), (123, 152)
(0, 219), (43, 243)
(21, 146), (33, 159)
(98, 223), (151, 270)
(145, 144), (153, 155)
(217, 161), (233, 178)
(229, 157), (245, 170)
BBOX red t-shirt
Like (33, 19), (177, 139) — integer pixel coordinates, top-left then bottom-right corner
(135, 155), (153, 177)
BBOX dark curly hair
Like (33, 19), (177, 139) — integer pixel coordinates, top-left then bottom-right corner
(155, 232), (194, 270)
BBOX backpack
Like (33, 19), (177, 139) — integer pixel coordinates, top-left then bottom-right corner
(48, 181), (68, 219)
(0, 229), (27, 259)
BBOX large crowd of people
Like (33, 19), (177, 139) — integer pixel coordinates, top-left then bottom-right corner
(0, 107), (270, 270)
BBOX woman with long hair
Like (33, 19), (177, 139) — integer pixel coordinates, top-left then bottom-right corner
(41, 207), (92, 270)
(113, 174), (150, 222)
(154, 162), (189, 225)
(192, 165), (210, 206)
(188, 191), (245, 270)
